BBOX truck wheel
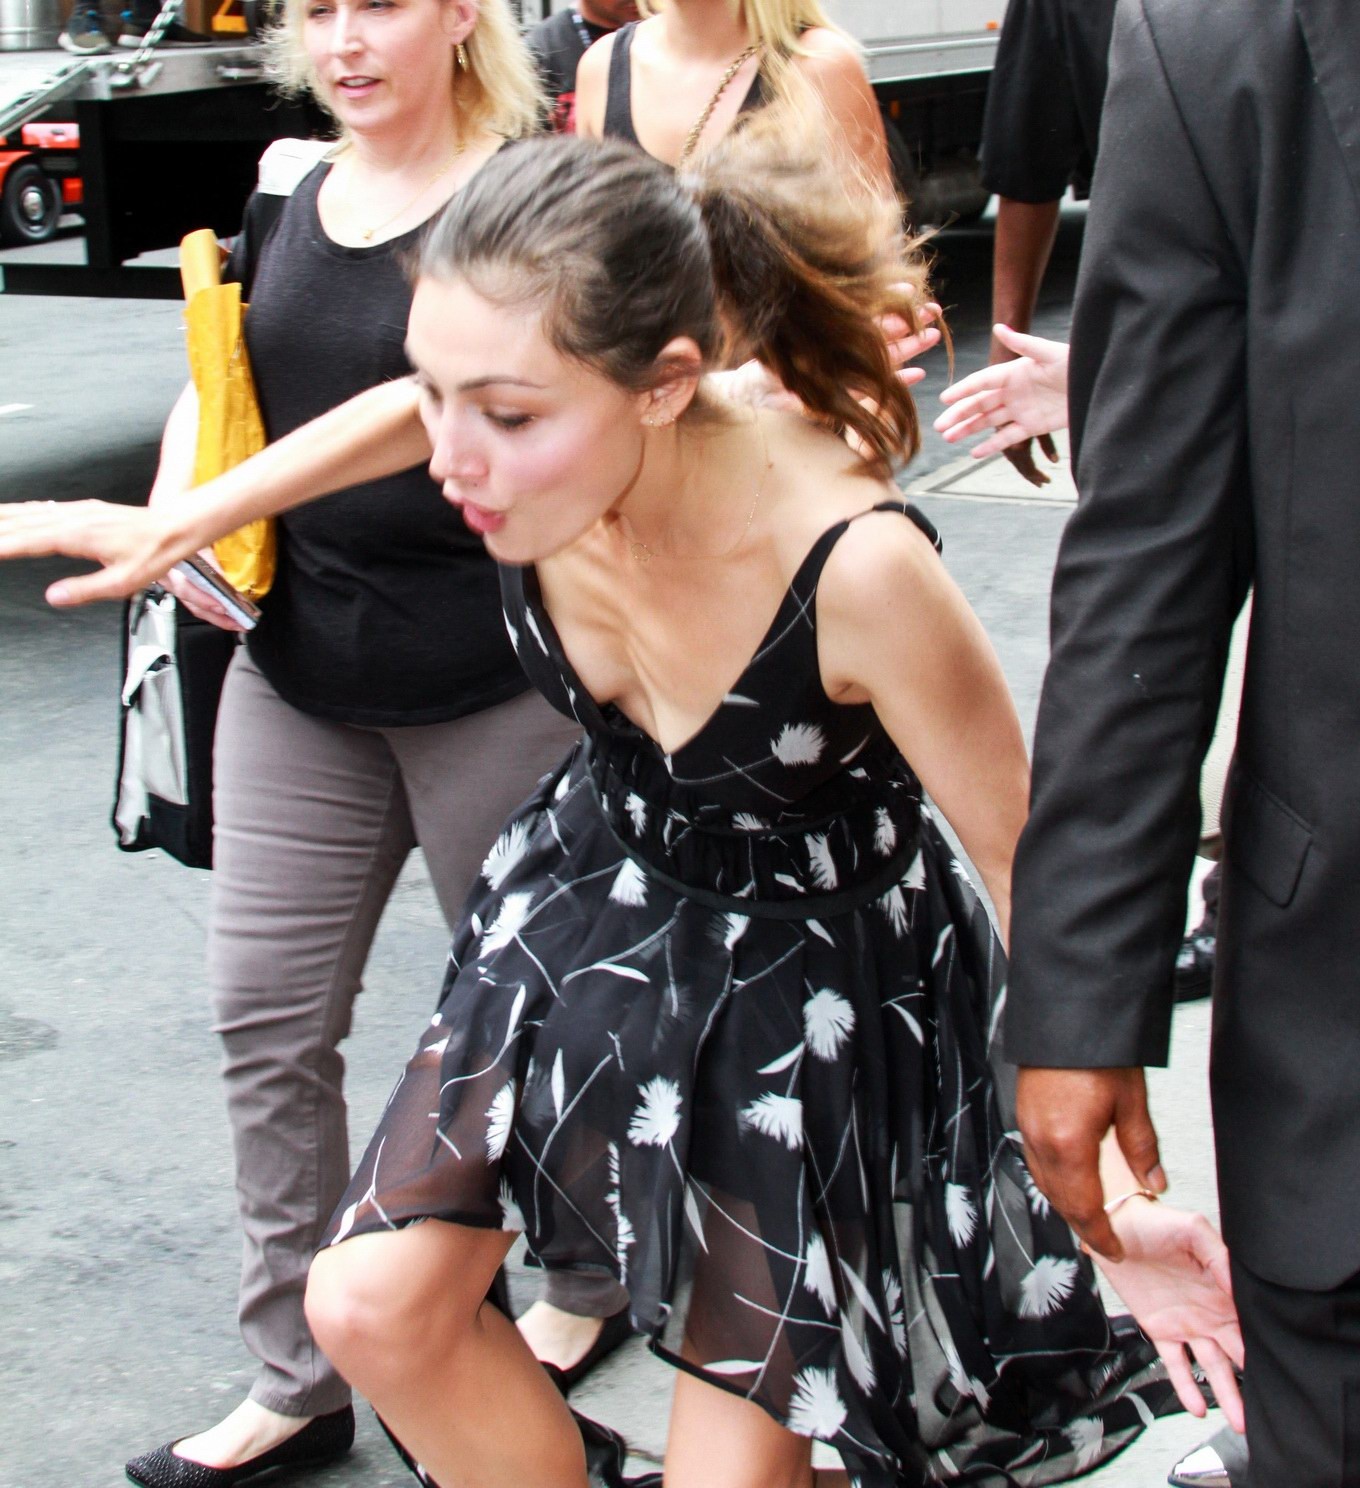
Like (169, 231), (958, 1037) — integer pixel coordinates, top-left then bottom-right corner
(0, 162), (62, 246)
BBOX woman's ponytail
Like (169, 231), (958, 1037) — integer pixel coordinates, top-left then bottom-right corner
(688, 108), (930, 477)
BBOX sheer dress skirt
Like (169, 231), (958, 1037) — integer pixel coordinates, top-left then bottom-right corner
(321, 743), (1180, 1488)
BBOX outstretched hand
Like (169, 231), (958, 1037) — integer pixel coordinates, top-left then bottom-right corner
(0, 499), (192, 611)
(1095, 1197), (1245, 1432)
(934, 325), (1069, 482)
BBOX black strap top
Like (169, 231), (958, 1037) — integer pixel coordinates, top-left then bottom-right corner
(602, 21), (768, 155)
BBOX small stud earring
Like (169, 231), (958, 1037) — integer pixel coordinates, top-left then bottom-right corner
(456, 41), (469, 69)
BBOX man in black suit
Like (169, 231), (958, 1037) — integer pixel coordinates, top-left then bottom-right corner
(1005, 2), (1360, 1483)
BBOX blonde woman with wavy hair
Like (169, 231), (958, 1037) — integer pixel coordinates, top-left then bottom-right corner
(572, 0), (890, 185)
(265, 0), (540, 143)
(108, 3), (622, 1487)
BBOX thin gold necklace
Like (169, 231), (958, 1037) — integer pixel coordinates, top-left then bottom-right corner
(677, 43), (761, 168)
(622, 423), (771, 564)
(348, 148), (466, 243)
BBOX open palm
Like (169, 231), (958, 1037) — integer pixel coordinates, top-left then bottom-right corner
(1093, 1198), (1245, 1433)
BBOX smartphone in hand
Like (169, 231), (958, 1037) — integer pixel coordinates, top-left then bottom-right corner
(173, 554), (262, 631)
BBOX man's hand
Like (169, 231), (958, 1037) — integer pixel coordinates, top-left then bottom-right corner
(988, 324), (1061, 485)
(987, 196), (1062, 484)
(1094, 1198), (1245, 1431)
(1017, 1066), (1166, 1259)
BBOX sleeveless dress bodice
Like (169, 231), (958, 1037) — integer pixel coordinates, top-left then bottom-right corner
(505, 503), (934, 913)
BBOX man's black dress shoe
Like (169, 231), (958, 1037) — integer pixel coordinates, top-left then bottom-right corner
(541, 1306), (636, 1396)
(125, 1405), (355, 1487)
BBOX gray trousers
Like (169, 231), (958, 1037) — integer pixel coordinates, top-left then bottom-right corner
(208, 650), (626, 1417)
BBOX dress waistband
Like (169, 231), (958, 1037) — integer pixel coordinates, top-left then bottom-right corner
(581, 737), (925, 920)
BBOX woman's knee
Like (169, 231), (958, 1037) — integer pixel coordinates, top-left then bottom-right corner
(306, 1236), (442, 1380)
(305, 1224), (505, 1388)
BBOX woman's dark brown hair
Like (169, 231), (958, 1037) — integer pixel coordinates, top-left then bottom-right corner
(419, 115), (931, 477)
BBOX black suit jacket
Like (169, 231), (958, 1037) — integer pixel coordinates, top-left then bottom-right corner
(1007, 0), (1360, 1291)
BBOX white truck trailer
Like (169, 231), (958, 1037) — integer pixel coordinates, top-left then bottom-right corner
(845, 0), (1002, 221)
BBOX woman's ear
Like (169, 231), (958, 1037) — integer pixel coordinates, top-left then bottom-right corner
(638, 336), (705, 428)
(442, 0), (479, 45)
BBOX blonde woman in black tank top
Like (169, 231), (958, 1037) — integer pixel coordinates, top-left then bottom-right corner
(571, 0), (890, 185)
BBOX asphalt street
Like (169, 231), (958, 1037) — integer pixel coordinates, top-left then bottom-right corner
(0, 207), (1228, 1486)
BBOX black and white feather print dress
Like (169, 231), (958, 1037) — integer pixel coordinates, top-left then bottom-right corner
(322, 502), (1183, 1486)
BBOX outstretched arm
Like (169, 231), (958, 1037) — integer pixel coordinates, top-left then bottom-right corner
(142, 380), (250, 629)
(0, 377), (429, 607)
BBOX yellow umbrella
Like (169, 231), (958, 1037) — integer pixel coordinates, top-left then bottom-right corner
(179, 228), (275, 601)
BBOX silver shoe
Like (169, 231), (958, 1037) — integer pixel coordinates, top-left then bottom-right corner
(1168, 1426), (1249, 1488)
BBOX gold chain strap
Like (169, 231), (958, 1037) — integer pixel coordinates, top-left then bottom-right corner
(677, 44), (761, 169)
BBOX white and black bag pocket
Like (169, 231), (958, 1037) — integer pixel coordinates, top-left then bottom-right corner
(113, 588), (237, 869)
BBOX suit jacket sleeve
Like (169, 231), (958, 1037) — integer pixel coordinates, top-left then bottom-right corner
(1005, 0), (1254, 1068)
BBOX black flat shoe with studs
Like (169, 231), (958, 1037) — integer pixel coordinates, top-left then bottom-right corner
(125, 1405), (355, 1488)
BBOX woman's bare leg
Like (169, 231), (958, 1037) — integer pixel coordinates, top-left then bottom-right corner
(666, 1368), (816, 1488)
(306, 1222), (587, 1488)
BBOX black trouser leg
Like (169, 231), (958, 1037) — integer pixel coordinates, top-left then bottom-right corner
(1232, 1256), (1360, 1487)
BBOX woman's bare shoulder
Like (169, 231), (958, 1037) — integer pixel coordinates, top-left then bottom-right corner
(797, 25), (860, 60)
(573, 29), (618, 137)
(794, 25), (866, 74)
(761, 414), (913, 577)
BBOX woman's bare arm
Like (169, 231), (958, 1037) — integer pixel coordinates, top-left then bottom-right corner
(819, 511), (1244, 1426)
(817, 511), (1029, 944)
(0, 378), (428, 608)
(798, 30), (892, 194)
(572, 31), (614, 141)
(148, 381), (201, 507)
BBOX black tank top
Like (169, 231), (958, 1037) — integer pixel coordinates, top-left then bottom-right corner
(602, 21), (767, 155)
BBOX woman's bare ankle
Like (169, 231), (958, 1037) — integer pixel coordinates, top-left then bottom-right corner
(516, 1299), (606, 1371)
(172, 1399), (315, 1468)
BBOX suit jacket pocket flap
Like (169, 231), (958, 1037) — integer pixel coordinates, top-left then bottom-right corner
(1223, 767), (1312, 908)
